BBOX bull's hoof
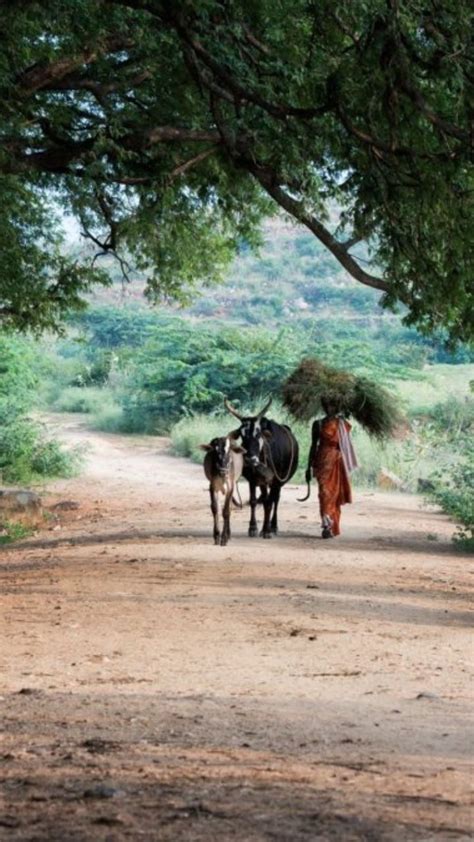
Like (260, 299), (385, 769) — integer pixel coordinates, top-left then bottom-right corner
(261, 530), (272, 539)
(220, 536), (229, 546)
(248, 527), (258, 538)
(214, 536), (221, 545)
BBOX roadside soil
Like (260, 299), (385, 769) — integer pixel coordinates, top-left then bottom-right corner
(1, 414), (472, 841)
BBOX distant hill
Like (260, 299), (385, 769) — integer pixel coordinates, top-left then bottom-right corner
(85, 217), (382, 320)
(77, 218), (470, 365)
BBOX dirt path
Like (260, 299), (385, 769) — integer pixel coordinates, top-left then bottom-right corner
(1, 414), (472, 841)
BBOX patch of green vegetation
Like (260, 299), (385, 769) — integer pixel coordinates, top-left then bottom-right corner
(53, 386), (112, 415)
(0, 521), (34, 545)
(426, 433), (474, 553)
(0, 335), (80, 484)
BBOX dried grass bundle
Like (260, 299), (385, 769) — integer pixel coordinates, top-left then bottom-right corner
(282, 357), (401, 439)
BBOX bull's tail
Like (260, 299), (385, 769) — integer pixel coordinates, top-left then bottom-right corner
(297, 479), (312, 502)
(297, 441), (314, 502)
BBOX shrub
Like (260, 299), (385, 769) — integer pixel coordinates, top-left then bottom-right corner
(30, 439), (80, 478)
(427, 440), (474, 551)
(0, 521), (33, 544)
(53, 386), (107, 414)
(70, 352), (113, 387)
(89, 404), (126, 433)
(0, 334), (78, 483)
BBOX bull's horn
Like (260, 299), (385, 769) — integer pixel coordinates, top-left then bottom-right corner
(224, 398), (244, 421)
(256, 397), (272, 420)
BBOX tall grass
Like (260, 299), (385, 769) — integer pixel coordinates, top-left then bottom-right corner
(171, 415), (230, 462)
(53, 386), (110, 414)
(51, 386), (142, 434)
(395, 364), (473, 414)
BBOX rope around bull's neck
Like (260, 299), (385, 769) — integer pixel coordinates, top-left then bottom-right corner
(262, 426), (296, 484)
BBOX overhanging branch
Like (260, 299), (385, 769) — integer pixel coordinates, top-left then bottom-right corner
(1, 125), (221, 175)
(17, 36), (134, 96)
(250, 167), (390, 293)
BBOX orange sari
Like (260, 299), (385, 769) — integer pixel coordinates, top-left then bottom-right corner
(312, 418), (352, 536)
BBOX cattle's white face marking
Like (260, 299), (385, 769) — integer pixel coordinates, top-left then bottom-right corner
(207, 436), (235, 476)
(240, 418), (264, 466)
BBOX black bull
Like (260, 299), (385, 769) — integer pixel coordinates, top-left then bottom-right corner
(225, 398), (299, 539)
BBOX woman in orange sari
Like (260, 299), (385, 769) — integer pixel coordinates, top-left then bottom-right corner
(307, 400), (358, 538)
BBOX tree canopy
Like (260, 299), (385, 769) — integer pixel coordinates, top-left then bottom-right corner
(0, 0), (472, 340)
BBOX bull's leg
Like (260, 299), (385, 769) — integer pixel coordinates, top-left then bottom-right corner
(221, 491), (232, 546)
(270, 483), (282, 534)
(248, 481), (258, 537)
(260, 485), (273, 539)
(209, 486), (220, 545)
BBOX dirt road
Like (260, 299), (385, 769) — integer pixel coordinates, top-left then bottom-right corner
(1, 415), (472, 841)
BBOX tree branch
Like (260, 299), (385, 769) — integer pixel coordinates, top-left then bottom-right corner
(249, 165), (389, 293)
(168, 145), (218, 179)
(42, 69), (152, 100)
(342, 235), (363, 252)
(1, 124), (221, 175)
(173, 16), (330, 120)
(16, 36), (134, 96)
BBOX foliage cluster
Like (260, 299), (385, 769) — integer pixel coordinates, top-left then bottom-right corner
(43, 304), (473, 438)
(423, 392), (474, 551)
(0, 521), (33, 545)
(0, 2), (472, 341)
(427, 443), (473, 551)
(0, 336), (78, 484)
(51, 307), (420, 435)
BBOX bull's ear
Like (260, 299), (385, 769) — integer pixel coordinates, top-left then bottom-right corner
(231, 445), (246, 454)
(199, 444), (213, 451)
(229, 428), (241, 440)
(262, 430), (273, 439)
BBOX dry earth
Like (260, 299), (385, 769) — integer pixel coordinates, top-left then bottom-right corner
(1, 414), (473, 841)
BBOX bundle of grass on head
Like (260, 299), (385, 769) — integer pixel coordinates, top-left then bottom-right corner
(282, 358), (401, 439)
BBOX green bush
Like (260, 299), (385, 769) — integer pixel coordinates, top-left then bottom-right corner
(0, 334), (78, 484)
(89, 404), (126, 433)
(107, 320), (303, 432)
(0, 413), (80, 484)
(29, 439), (79, 478)
(47, 301), (473, 441)
(53, 386), (108, 414)
(427, 441), (474, 551)
(0, 521), (33, 544)
(70, 352), (113, 387)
